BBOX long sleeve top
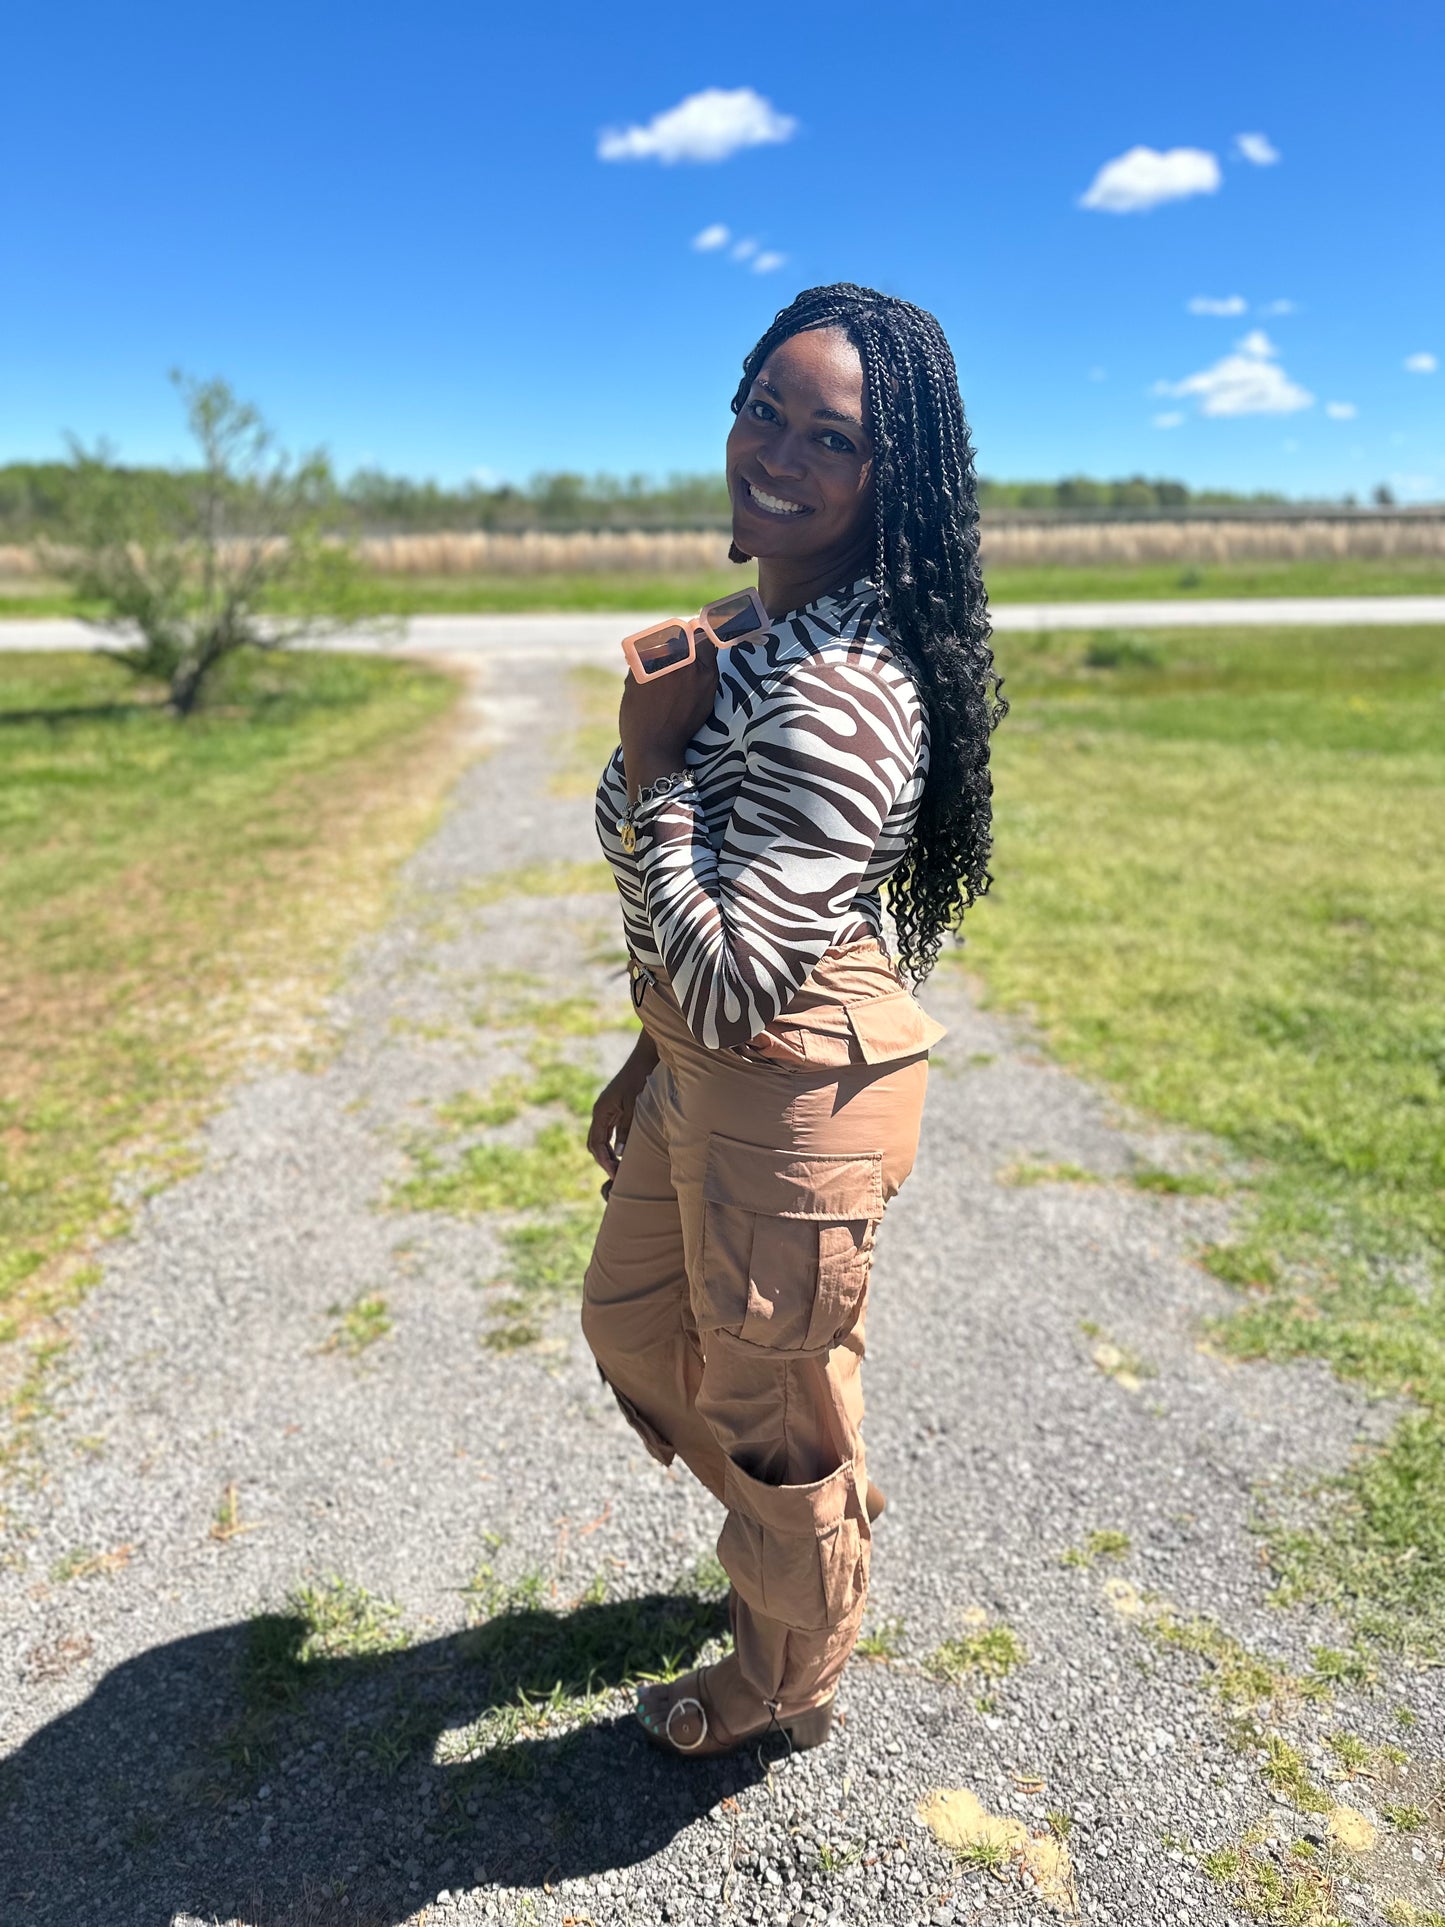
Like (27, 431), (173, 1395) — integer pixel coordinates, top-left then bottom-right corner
(594, 577), (928, 1051)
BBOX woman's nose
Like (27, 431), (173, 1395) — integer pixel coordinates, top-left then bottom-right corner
(757, 432), (808, 481)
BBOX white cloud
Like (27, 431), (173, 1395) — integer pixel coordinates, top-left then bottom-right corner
(598, 87), (797, 164)
(1261, 298), (1296, 316)
(751, 250), (787, 274)
(1236, 328), (1278, 357)
(1325, 401), (1358, 420)
(1079, 145), (1221, 213)
(692, 223), (730, 251)
(730, 237), (757, 261)
(1235, 132), (1281, 165)
(1153, 412), (1185, 429)
(1156, 330), (1314, 417)
(1188, 294), (1246, 316)
(1405, 351), (1438, 374)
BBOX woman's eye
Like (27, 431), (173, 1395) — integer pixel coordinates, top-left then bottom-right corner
(748, 399), (779, 423)
(821, 431), (855, 454)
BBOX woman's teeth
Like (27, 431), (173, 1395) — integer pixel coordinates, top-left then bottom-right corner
(748, 481), (806, 515)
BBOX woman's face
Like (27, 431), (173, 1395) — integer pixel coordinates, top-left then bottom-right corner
(726, 324), (875, 567)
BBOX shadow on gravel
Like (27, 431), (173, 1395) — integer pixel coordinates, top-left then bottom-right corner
(2, 1591), (758, 1927)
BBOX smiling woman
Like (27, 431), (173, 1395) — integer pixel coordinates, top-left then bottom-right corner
(579, 283), (1006, 1761)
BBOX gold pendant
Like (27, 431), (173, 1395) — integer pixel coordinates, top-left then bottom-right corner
(620, 822), (636, 854)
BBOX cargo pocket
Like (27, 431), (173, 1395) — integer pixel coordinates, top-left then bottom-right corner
(718, 1456), (866, 1632)
(844, 988), (948, 1064)
(699, 1134), (884, 1353)
(595, 1364), (675, 1468)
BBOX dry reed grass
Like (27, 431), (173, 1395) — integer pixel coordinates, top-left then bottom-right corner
(359, 518), (1445, 574)
(4, 517), (1443, 580)
(981, 517), (1445, 568)
(356, 530), (733, 575)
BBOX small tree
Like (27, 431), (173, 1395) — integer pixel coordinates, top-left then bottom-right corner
(49, 373), (367, 716)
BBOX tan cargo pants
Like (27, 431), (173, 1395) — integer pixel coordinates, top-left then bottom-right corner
(582, 938), (942, 1718)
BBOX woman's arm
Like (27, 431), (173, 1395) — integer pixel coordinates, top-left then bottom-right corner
(631, 656), (922, 1050)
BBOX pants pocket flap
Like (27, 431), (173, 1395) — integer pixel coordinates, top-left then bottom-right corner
(722, 1455), (858, 1534)
(845, 989), (948, 1064)
(703, 1134), (883, 1220)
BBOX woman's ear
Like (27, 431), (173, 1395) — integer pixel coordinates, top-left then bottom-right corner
(728, 541), (752, 565)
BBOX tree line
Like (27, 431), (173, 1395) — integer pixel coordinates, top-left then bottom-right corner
(1, 458), (1313, 541)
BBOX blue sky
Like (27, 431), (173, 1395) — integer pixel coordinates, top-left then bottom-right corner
(2, 0), (1441, 497)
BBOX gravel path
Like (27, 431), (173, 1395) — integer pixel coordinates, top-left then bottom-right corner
(2, 643), (1439, 1927)
(4, 590), (1445, 662)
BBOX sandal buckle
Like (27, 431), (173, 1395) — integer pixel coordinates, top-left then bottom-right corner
(663, 1695), (709, 1752)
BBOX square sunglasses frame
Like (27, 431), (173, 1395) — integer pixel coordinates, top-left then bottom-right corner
(620, 587), (771, 682)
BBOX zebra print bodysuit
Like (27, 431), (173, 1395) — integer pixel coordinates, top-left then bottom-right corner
(594, 577), (928, 1052)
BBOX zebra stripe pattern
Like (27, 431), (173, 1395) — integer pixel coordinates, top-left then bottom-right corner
(594, 578), (928, 1051)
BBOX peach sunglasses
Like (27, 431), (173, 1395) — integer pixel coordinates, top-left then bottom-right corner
(620, 587), (771, 682)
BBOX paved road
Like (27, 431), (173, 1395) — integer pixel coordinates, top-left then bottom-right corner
(2, 637), (1437, 1927)
(3, 592), (1445, 663)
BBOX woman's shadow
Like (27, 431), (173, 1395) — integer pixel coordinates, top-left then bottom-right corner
(2, 1584), (762, 1927)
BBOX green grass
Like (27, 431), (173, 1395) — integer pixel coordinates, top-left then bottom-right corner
(1323, 1730), (1372, 1776)
(247, 570), (749, 618)
(7, 555), (1444, 621)
(395, 1085), (603, 1347)
(925, 1619), (1028, 1683)
(0, 649), (462, 1420)
(1000, 1158), (1102, 1186)
(1145, 1608), (1307, 1709)
(1060, 1528), (1132, 1568)
(323, 1292), (393, 1357)
(393, 1119), (597, 1216)
(482, 1204), (604, 1352)
(443, 1556), (731, 1780)
(1201, 1830), (1349, 1927)
(957, 623), (1445, 1649)
(387, 825), (631, 1351)
(444, 858), (614, 909)
(242, 1576), (408, 1711)
(283, 1576), (407, 1664)
(1267, 1415), (1445, 1650)
(437, 1054), (600, 1132)
(1381, 1802), (1428, 1833)
(553, 664), (622, 799)
(1259, 1732), (1333, 1814)
(855, 1615), (906, 1661)
(470, 989), (637, 1038)
(985, 557), (1445, 601)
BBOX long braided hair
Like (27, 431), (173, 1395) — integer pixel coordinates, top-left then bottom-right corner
(730, 282), (1007, 982)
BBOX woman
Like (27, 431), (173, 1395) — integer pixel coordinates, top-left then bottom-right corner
(583, 282), (1005, 1759)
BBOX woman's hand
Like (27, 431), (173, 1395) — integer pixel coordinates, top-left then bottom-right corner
(587, 1032), (660, 1190)
(619, 630), (718, 800)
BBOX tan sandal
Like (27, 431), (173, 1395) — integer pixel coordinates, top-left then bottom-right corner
(635, 1664), (836, 1761)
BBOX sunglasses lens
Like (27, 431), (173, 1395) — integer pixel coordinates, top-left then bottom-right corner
(634, 623), (693, 674)
(704, 591), (764, 643)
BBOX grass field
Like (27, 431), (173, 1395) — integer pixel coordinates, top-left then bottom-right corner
(0, 649), (465, 1442)
(959, 622), (1445, 1649)
(4, 554), (1445, 620)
